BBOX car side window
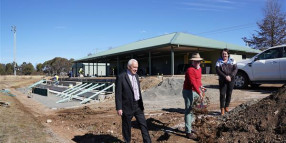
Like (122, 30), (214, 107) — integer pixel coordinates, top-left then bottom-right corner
(257, 48), (281, 60)
(283, 47), (286, 57)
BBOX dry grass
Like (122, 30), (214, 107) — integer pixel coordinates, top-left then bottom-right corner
(0, 75), (45, 89)
(0, 93), (48, 143)
(0, 75), (54, 142)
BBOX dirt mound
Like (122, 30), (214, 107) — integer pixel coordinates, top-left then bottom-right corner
(142, 78), (184, 100)
(194, 85), (286, 142)
(140, 76), (163, 91)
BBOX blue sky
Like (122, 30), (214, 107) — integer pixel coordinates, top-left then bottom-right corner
(1, 0), (285, 66)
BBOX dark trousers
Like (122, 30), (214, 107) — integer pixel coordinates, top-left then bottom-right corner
(122, 101), (151, 143)
(219, 80), (235, 108)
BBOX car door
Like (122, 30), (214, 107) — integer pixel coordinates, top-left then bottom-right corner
(251, 47), (281, 81)
(280, 47), (286, 80)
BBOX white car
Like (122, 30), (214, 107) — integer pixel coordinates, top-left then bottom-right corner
(234, 44), (286, 88)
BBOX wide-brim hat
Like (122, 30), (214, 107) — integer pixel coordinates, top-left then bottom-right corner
(189, 53), (203, 61)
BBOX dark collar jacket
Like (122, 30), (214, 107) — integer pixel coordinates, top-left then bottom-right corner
(115, 70), (144, 115)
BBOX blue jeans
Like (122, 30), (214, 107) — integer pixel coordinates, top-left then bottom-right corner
(182, 89), (199, 133)
(53, 80), (59, 85)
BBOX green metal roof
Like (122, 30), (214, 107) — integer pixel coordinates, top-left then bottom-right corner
(75, 32), (260, 62)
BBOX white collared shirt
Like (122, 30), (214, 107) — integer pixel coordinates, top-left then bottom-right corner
(127, 70), (140, 101)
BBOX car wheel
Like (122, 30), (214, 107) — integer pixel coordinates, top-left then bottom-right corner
(234, 72), (248, 89)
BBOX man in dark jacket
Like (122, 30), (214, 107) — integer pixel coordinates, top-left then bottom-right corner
(115, 59), (151, 143)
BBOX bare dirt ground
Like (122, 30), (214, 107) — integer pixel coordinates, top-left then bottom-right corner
(194, 85), (286, 142)
(0, 75), (284, 143)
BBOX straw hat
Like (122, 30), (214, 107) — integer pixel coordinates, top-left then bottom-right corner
(189, 53), (203, 61)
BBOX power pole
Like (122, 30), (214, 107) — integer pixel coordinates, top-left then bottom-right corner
(11, 26), (17, 76)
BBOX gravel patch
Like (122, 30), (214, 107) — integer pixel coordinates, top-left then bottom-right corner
(142, 76), (273, 112)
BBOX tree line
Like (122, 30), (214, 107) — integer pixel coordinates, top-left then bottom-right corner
(0, 0), (285, 76)
(0, 57), (74, 75)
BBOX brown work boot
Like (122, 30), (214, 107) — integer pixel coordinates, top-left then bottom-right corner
(225, 107), (229, 112)
(221, 108), (225, 115)
(186, 133), (198, 140)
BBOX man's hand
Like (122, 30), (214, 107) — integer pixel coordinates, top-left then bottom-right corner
(226, 75), (231, 82)
(117, 110), (123, 116)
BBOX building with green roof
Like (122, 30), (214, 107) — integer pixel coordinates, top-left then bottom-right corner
(74, 32), (260, 76)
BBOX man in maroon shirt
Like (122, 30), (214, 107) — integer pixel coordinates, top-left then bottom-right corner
(182, 53), (205, 140)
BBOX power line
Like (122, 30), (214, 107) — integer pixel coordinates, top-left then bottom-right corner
(195, 23), (256, 36)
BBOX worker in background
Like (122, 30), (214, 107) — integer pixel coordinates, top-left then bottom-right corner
(52, 74), (59, 85)
(79, 68), (84, 77)
(68, 70), (73, 78)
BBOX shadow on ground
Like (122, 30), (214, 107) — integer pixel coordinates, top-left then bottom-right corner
(245, 86), (281, 93)
(131, 117), (186, 141)
(162, 108), (221, 116)
(204, 84), (281, 94)
(207, 111), (221, 116)
(161, 108), (185, 114)
(72, 133), (122, 143)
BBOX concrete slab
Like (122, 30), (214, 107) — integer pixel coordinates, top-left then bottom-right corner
(18, 88), (82, 109)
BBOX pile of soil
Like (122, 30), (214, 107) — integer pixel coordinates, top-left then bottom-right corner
(140, 76), (163, 91)
(142, 78), (184, 100)
(194, 85), (286, 142)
